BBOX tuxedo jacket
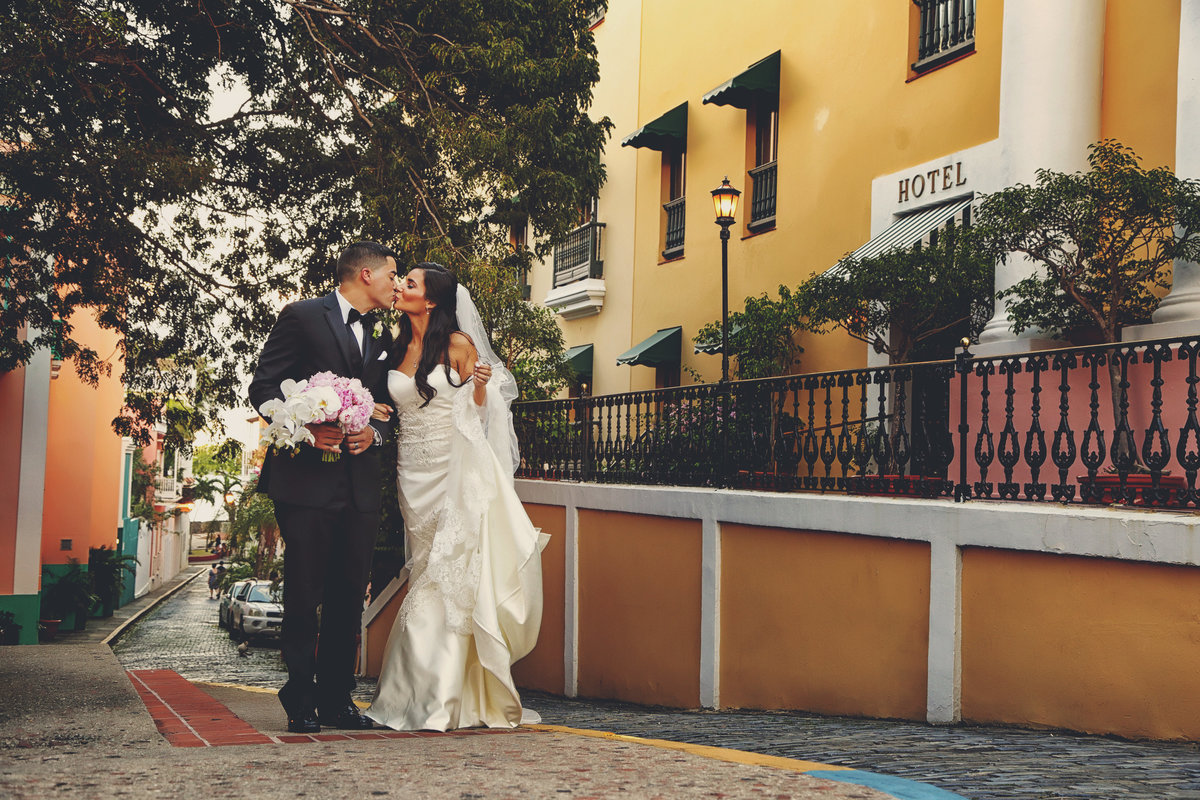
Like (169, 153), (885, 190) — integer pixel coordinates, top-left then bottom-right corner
(249, 291), (394, 512)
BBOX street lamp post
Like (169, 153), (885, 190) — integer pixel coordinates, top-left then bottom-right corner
(711, 177), (741, 487)
(711, 177), (741, 384)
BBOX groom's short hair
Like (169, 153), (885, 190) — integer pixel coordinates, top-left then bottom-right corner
(336, 241), (396, 284)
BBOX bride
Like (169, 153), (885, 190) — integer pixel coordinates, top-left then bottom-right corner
(366, 261), (548, 731)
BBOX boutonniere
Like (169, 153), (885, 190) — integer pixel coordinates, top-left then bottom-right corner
(370, 311), (395, 340)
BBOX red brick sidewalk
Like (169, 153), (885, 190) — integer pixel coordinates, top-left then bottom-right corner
(127, 669), (536, 747)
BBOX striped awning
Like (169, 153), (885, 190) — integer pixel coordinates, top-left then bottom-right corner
(840, 196), (973, 267)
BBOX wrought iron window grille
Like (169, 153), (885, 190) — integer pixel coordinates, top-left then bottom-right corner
(912, 0), (976, 74)
(662, 197), (686, 260)
(748, 161), (777, 232)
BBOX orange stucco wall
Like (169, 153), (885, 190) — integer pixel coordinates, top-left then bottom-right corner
(576, 509), (702, 707)
(40, 311), (124, 565)
(512, 503), (567, 694)
(720, 525), (930, 719)
(961, 548), (1200, 740)
(0, 363), (26, 594)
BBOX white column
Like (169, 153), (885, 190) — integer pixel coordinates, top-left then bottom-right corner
(699, 516), (721, 709)
(563, 504), (580, 697)
(926, 539), (962, 724)
(977, 0), (1106, 351)
(14, 343), (51, 595)
(1127, 0), (1200, 341)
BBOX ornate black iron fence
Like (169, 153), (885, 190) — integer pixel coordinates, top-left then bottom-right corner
(513, 334), (1200, 509)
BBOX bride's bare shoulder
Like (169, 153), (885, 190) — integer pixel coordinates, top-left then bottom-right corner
(448, 331), (478, 368)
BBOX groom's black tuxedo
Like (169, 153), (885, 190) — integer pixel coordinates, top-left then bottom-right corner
(249, 290), (394, 723)
(250, 291), (392, 510)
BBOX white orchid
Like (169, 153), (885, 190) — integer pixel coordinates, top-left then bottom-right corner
(305, 385), (342, 419)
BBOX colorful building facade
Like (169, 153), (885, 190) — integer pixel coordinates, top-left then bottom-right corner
(0, 311), (191, 643)
(531, 0), (1200, 390)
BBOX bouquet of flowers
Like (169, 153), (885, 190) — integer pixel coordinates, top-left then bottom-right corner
(258, 372), (374, 462)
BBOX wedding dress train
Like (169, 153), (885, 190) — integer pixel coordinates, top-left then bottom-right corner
(366, 367), (547, 731)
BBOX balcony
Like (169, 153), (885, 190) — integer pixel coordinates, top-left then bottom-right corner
(553, 220), (605, 288)
(513, 333), (1200, 509)
(154, 475), (179, 501)
(748, 161), (777, 232)
(545, 220), (607, 320)
(662, 197), (685, 260)
(912, 0), (976, 74)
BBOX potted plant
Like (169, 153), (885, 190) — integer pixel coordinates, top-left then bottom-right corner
(41, 560), (99, 632)
(0, 611), (21, 645)
(88, 546), (138, 617)
(37, 619), (60, 642)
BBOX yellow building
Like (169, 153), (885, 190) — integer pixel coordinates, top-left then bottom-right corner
(469, 0), (1200, 742)
(531, 0), (1193, 393)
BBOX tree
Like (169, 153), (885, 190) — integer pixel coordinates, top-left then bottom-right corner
(1, 0), (609, 445)
(229, 476), (278, 578)
(973, 140), (1200, 465)
(193, 440), (243, 478)
(467, 261), (573, 400)
(795, 219), (995, 364)
(693, 285), (806, 380)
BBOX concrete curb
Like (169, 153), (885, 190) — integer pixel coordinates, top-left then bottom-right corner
(100, 567), (205, 646)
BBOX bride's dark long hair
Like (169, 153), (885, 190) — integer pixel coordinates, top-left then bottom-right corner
(393, 261), (467, 407)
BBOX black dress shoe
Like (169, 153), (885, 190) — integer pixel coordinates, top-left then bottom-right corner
(287, 713), (320, 734)
(318, 704), (374, 730)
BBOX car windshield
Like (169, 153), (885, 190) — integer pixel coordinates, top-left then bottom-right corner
(246, 585), (279, 603)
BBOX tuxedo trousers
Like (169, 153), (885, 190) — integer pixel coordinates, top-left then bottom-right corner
(274, 500), (378, 714)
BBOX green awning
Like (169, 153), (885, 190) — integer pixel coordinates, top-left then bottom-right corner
(693, 324), (745, 355)
(564, 343), (594, 376)
(621, 103), (688, 152)
(702, 51), (780, 110)
(617, 327), (682, 367)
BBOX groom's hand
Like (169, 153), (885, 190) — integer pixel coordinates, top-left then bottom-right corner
(307, 422), (345, 453)
(344, 426), (374, 456)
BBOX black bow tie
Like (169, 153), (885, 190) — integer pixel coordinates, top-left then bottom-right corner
(346, 308), (373, 326)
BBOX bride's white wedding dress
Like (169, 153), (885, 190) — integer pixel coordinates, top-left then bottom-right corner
(366, 367), (548, 731)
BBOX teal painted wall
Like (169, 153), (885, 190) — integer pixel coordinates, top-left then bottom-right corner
(0, 594), (41, 645)
(118, 518), (139, 606)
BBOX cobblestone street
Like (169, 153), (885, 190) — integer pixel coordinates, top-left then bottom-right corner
(111, 573), (379, 701)
(112, 572), (1200, 800)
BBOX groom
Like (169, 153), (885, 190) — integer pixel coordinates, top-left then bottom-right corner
(249, 241), (397, 733)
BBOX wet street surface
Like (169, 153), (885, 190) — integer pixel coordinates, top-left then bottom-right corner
(113, 574), (1200, 800)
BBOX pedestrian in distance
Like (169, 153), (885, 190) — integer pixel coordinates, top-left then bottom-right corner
(248, 241), (397, 734)
(207, 564), (220, 599)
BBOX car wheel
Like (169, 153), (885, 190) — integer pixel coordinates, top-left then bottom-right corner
(229, 620), (242, 641)
(218, 610), (226, 629)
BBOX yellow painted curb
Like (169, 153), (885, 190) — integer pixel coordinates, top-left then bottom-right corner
(525, 723), (850, 774)
(195, 681), (279, 695)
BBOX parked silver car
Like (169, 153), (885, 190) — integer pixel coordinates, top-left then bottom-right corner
(217, 580), (249, 630)
(227, 580), (283, 640)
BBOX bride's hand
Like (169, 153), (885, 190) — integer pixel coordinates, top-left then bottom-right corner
(473, 362), (491, 385)
(371, 402), (394, 421)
